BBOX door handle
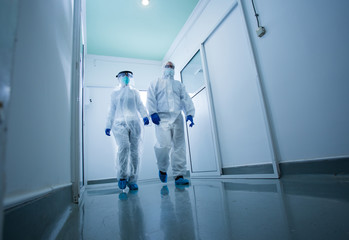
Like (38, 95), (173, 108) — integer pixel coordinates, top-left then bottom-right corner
(0, 101), (3, 125)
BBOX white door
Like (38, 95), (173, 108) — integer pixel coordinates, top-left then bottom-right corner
(84, 87), (117, 183)
(197, 1), (279, 178)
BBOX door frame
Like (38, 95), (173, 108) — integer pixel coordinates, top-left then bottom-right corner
(71, 0), (85, 203)
(0, 0), (20, 237)
(180, 49), (222, 177)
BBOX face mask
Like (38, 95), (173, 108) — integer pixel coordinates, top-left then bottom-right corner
(121, 76), (130, 85)
(163, 68), (174, 78)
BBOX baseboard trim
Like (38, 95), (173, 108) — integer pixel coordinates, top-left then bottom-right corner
(279, 157), (349, 175)
(222, 163), (274, 175)
(221, 158), (349, 176)
(87, 178), (117, 185)
(3, 183), (72, 210)
(3, 184), (73, 240)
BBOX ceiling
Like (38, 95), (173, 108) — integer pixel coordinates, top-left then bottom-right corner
(86, 0), (199, 61)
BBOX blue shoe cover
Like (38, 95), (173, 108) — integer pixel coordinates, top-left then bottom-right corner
(127, 182), (138, 191)
(159, 171), (167, 183)
(175, 185), (189, 191)
(118, 179), (127, 189)
(175, 177), (189, 185)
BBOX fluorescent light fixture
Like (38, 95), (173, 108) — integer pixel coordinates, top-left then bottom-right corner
(142, 0), (149, 6)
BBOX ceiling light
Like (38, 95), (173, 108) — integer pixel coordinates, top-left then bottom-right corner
(142, 0), (149, 6)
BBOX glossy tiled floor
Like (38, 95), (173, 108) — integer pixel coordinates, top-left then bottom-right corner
(57, 175), (349, 240)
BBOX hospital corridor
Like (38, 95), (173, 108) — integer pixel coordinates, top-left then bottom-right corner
(1, 0), (349, 239)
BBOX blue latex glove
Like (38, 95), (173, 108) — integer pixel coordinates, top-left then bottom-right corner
(186, 115), (194, 127)
(105, 128), (111, 136)
(151, 113), (161, 125)
(143, 117), (149, 125)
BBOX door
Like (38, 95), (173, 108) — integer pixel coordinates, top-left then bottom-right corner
(84, 87), (117, 183)
(181, 50), (221, 177)
(193, 1), (279, 178)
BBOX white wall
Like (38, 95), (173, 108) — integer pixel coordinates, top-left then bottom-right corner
(4, 0), (74, 207)
(84, 55), (165, 181)
(240, 0), (349, 162)
(167, 0), (235, 74)
(168, 0), (349, 164)
(85, 55), (162, 90)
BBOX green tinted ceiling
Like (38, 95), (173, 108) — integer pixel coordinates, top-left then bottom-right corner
(86, 0), (199, 61)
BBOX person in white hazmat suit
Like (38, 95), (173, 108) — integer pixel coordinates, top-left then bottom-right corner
(105, 70), (149, 191)
(147, 61), (195, 185)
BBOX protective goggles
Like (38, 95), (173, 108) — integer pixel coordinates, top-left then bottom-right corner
(164, 64), (174, 69)
(116, 71), (133, 78)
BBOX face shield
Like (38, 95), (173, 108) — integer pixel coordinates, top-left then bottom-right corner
(116, 71), (134, 87)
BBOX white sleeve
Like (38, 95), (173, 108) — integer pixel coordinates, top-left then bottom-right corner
(106, 93), (116, 129)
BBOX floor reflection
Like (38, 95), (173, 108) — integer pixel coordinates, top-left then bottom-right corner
(118, 191), (147, 240)
(160, 185), (196, 239)
(57, 175), (349, 240)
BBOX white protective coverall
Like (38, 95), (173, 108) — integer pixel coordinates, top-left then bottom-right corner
(147, 72), (195, 177)
(106, 83), (148, 183)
